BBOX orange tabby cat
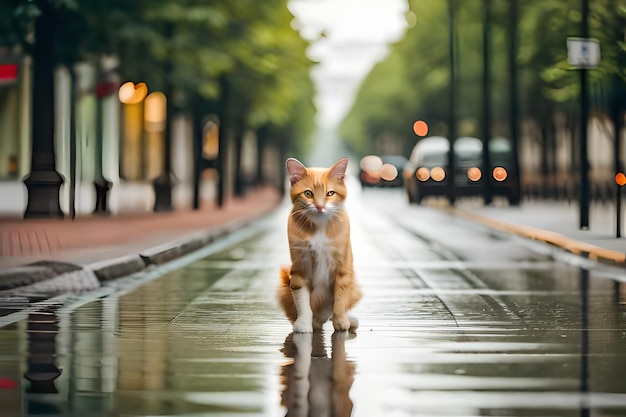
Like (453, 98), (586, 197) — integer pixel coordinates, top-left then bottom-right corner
(278, 157), (362, 333)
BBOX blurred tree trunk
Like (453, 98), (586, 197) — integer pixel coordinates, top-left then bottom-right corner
(233, 123), (245, 197)
(192, 96), (203, 210)
(256, 126), (268, 185)
(217, 76), (231, 207)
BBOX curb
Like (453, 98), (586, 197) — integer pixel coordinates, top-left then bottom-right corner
(0, 261), (83, 290)
(0, 209), (275, 298)
(449, 207), (626, 267)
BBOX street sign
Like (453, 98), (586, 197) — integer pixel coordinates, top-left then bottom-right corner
(567, 37), (600, 68)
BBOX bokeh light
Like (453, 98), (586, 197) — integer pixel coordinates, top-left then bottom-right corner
(413, 120), (428, 137)
(493, 167), (508, 181)
(467, 167), (482, 182)
(380, 163), (398, 181)
(118, 82), (148, 104)
(360, 155), (383, 172)
(416, 167), (430, 181)
(144, 92), (166, 132)
(616, 172), (626, 186)
(430, 166), (445, 181)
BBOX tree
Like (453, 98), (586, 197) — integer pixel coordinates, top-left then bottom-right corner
(341, 0), (626, 201)
(1, 0), (316, 211)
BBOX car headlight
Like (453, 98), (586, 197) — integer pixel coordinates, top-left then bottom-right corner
(492, 166), (508, 181)
(430, 167), (445, 182)
(416, 167), (430, 181)
(467, 167), (482, 182)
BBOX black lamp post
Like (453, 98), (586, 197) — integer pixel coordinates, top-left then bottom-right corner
(447, 0), (457, 205)
(508, 0), (522, 206)
(481, 0), (493, 205)
(23, 0), (64, 218)
(579, 0), (591, 230)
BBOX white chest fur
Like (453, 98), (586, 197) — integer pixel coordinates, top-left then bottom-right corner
(290, 226), (337, 332)
(308, 228), (334, 285)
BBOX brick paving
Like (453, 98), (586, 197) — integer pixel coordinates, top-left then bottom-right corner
(0, 187), (284, 270)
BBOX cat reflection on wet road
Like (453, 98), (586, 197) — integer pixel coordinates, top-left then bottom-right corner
(280, 331), (355, 417)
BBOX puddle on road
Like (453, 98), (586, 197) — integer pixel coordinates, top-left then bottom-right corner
(2, 232), (626, 416)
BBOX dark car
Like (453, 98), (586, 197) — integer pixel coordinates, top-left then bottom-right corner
(405, 136), (519, 205)
(405, 136), (483, 204)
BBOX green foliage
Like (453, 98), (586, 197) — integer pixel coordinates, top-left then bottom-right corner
(0, 0), (314, 149)
(340, 0), (626, 156)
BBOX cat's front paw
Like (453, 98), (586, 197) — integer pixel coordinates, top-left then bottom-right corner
(347, 314), (359, 332)
(293, 319), (313, 333)
(332, 315), (350, 332)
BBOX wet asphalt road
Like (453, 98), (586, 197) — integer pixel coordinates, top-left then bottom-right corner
(1, 186), (626, 417)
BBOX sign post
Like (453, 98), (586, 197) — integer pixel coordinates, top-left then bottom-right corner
(567, 32), (599, 230)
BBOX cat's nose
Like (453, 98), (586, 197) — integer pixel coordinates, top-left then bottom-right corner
(315, 205), (325, 213)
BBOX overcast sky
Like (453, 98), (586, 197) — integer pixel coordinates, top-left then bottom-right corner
(288, 0), (409, 129)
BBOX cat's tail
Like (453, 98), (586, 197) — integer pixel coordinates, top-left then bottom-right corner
(279, 265), (291, 287)
(278, 265), (297, 323)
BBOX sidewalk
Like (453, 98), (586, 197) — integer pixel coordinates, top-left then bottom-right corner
(450, 198), (626, 266)
(0, 186), (283, 292)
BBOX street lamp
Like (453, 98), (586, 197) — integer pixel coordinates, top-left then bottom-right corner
(578, 0), (591, 230)
(23, 0), (64, 218)
(118, 82), (148, 104)
(481, 0), (493, 205)
(447, 0), (457, 205)
(508, 0), (522, 206)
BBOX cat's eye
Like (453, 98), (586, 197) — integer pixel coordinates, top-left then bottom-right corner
(304, 190), (313, 198)
(327, 191), (335, 196)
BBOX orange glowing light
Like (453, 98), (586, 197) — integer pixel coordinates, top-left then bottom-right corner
(413, 120), (429, 137)
(360, 155), (383, 172)
(416, 167), (430, 181)
(467, 167), (482, 182)
(430, 166), (445, 182)
(144, 92), (166, 132)
(380, 163), (398, 181)
(493, 167), (508, 181)
(118, 82), (148, 104)
(616, 172), (626, 186)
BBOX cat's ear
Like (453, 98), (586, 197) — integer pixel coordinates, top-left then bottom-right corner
(286, 158), (307, 186)
(328, 157), (349, 181)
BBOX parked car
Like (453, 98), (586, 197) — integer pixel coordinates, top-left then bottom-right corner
(405, 136), (519, 205)
(404, 136), (482, 204)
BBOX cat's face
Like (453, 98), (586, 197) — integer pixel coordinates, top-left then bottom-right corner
(286, 158), (348, 220)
